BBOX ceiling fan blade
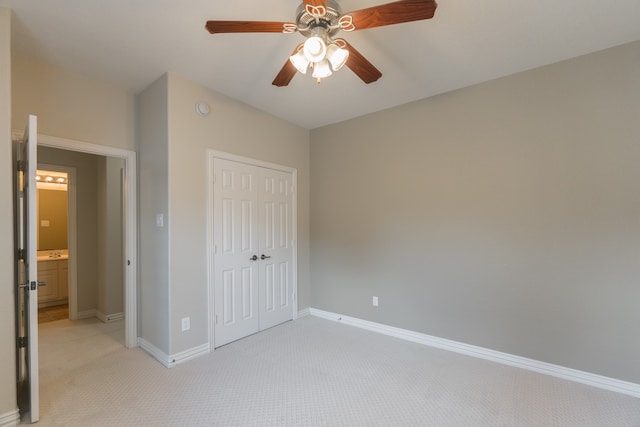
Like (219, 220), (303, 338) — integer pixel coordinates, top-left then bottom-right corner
(272, 47), (301, 87)
(346, 0), (437, 31)
(205, 20), (290, 35)
(303, 0), (327, 7)
(340, 40), (382, 84)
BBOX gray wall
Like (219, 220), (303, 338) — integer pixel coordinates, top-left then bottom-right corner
(310, 41), (640, 384)
(166, 73), (310, 355)
(97, 156), (125, 317)
(138, 74), (170, 353)
(138, 72), (311, 356)
(0, 6), (17, 420)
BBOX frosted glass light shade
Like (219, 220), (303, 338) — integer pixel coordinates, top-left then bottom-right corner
(326, 44), (349, 71)
(289, 49), (310, 74)
(312, 59), (332, 79)
(303, 36), (327, 62)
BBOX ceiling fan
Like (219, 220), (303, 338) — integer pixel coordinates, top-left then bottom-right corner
(205, 0), (438, 86)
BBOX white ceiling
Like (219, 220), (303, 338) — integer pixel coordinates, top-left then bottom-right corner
(2, 0), (639, 129)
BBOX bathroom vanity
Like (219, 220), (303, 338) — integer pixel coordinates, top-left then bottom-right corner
(37, 251), (68, 308)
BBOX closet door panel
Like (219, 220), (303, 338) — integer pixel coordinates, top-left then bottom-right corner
(258, 169), (294, 330)
(213, 159), (260, 347)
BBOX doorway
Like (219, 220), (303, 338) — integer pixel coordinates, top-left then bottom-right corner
(208, 151), (298, 348)
(25, 132), (138, 348)
(36, 152), (127, 326)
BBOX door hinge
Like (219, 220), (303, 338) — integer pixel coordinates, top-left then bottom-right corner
(17, 249), (25, 261)
(18, 336), (27, 348)
(17, 160), (25, 172)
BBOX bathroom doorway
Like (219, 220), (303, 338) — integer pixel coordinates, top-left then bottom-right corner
(35, 166), (73, 323)
(33, 133), (137, 349)
(37, 147), (127, 327)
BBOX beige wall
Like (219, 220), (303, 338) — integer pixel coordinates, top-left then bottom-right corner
(137, 72), (311, 356)
(166, 73), (311, 355)
(0, 6), (18, 420)
(12, 53), (136, 151)
(310, 41), (640, 383)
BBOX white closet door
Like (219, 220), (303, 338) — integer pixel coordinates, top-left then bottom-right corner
(213, 159), (260, 347)
(213, 158), (295, 347)
(258, 169), (294, 330)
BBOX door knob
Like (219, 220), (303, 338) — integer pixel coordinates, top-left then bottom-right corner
(249, 255), (258, 261)
(261, 254), (271, 260)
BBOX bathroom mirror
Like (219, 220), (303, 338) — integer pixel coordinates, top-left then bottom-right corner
(37, 170), (68, 251)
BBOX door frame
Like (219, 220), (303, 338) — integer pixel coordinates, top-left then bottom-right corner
(206, 150), (298, 351)
(12, 131), (138, 348)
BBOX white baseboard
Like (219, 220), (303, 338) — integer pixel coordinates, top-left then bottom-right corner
(76, 309), (97, 319)
(297, 307), (311, 318)
(0, 408), (20, 427)
(138, 338), (209, 368)
(138, 338), (170, 367)
(96, 311), (124, 323)
(308, 308), (640, 399)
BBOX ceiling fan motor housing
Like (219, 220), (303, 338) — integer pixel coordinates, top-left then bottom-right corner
(295, 0), (343, 38)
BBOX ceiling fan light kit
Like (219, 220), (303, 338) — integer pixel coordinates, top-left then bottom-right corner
(205, 0), (438, 87)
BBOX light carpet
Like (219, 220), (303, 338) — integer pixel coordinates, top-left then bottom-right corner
(37, 316), (640, 426)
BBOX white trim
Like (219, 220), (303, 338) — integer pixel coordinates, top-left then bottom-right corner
(76, 309), (97, 320)
(138, 338), (171, 368)
(206, 154), (215, 352)
(15, 131), (138, 349)
(96, 311), (124, 323)
(168, 343), (210, 367)
(138, 338), (209, 368)
(0, 408), (20, 427)
(308, 308), (640, 399)
(207, 150), (297, 174)
(206, 150), (299, 351)
(297, 308), (311, 318)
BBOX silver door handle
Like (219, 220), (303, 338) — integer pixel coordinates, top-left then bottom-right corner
(249, 255), (258, 261)
(261, 254), (271, 260)
(21, 281), (46, 290)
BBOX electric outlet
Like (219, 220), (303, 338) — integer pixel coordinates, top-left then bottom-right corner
(181, 317), (190, 331)
(372, 296), (379, 307)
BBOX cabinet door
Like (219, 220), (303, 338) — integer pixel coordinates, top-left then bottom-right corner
(58, 259), (68, 299)
(37, 261), (59, 303)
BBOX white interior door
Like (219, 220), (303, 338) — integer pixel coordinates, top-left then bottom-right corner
(15, 115), (39, 423)
(258, 169), (294, 330)
(213, 159), (260, 347)
(213, 157), (295, 347)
